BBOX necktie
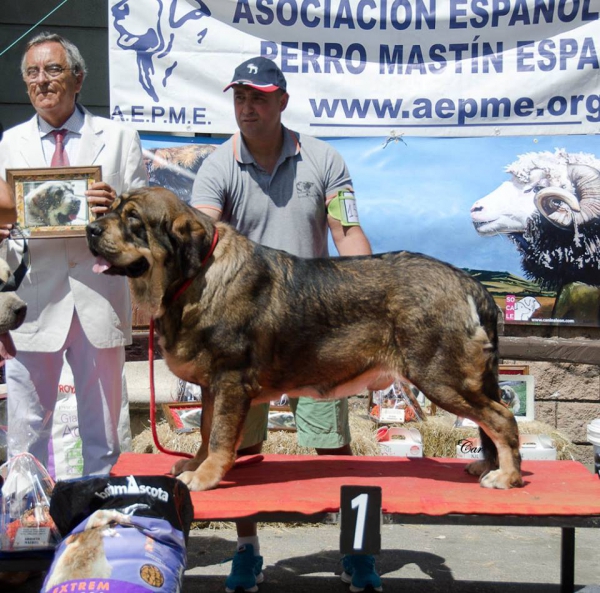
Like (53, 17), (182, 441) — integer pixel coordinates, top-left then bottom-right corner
(51, 129), (70, 167)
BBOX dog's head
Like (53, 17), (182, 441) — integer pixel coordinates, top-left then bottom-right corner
(26, 181), (81, 226)
(0, 259), (27, 358)
(86, 187), (217, 313)
(500, 384), (520, 414)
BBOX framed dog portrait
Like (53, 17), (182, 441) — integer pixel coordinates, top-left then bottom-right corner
(6, 166), (101, 238)
(498, 374), (535, 422)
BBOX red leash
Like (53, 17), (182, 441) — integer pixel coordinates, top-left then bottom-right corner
(148, 228), (219, 458)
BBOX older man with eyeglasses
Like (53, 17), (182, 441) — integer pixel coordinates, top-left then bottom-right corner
(0, 32), (147, 477)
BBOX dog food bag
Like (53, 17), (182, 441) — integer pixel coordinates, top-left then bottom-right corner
(0, 453), (60, 552)
(47, 359), (84, 481)
(44, 475), (193, 593)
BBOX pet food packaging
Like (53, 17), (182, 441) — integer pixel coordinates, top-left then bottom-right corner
(377, 427), (423, 457)
(456, 434), (557, 461)
(587, 419), (600, 477)
(0, 453), (60, 552)
(47, 359), (83, 481)
(47, 355), (132, 480)
(43, 475), (193, 593)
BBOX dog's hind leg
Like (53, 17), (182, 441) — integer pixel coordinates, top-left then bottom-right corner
(417, 379), (522, 489)
(469, 401), (522, 489)
(176, 379), (251, 491)
(468, 359), (522, 489)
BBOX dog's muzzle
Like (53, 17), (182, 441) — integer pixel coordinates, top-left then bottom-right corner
(86, 221), (150, 278)
(0, 226), (30, 293)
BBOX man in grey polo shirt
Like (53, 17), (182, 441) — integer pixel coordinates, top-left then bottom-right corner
(191, 57), (380, 593)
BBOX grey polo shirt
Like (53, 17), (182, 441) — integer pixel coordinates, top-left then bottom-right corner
(190, 126), (353, 258)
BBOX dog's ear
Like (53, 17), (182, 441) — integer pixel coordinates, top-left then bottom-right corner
(31, 187), (52, 209)
(170, 213), (213, 276)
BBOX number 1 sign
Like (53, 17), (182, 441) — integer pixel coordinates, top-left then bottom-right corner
(340, 486), (382, 555)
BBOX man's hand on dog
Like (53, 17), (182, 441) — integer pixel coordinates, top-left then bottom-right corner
(86, 181), (117, 216)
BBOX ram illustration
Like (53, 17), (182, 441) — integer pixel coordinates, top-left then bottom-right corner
(470, 149), (600, 324)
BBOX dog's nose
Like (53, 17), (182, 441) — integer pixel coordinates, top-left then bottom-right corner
(15, 303), (27, 326)
(86, 221), (104, 238)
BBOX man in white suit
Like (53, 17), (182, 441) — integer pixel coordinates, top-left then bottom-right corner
(0, 32), (147, 475)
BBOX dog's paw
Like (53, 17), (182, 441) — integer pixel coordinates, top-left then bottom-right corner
(170, 458), (201, 476)
(176, 470), (219, 492)
(480, 469), (523, 489)
(465, 460), (492, 477)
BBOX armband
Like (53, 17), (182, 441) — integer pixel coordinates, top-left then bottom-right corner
(327, 190), (360, 227)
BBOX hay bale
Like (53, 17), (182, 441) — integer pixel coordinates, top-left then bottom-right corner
(132, 398), (574, 461)
(416, 414), (575, 460)
(518, 420), (576, 460)
(132, 422), (199, 456)
(418, 415), (477, 458)
(132, 396), (380, 457)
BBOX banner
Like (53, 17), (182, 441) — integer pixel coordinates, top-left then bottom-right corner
(109, 0), (600, 137)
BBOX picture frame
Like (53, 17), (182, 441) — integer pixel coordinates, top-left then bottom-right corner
(498, 374), (535, 422)
(162, 402), (202, 433)
(499, 364), (530, 375)
(6, 166), (101, 238)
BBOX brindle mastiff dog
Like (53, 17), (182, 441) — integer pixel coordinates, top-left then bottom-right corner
(87, 187), (523, 492)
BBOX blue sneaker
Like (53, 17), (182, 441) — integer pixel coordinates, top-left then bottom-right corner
(341, 554), (382, 592)
(224, 544), (264, 593)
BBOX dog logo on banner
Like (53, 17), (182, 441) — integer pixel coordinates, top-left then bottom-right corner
(111, 0), (212, 102)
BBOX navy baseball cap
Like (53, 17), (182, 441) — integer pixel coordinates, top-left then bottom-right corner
(224, 57), (287, 93)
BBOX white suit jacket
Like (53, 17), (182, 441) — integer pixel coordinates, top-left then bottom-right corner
(0, 107), (147, 351)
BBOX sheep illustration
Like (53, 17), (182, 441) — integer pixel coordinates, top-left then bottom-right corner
(470, 149), (600, 323)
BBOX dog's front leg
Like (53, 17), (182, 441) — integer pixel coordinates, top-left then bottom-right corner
(170, 387), (214, 477)
(176, 382), (250, 491)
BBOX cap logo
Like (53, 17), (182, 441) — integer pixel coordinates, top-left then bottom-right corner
(223, 57), (287, 93)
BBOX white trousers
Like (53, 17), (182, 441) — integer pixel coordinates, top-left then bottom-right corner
(6, 311), (127, 475)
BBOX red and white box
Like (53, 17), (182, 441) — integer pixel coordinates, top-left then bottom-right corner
(377, 427), (423, 458)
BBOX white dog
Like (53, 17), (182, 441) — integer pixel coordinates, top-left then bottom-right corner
(0, 258), (27, 358)
(500, 385), (521, 415)
(25, 181), (81, 227)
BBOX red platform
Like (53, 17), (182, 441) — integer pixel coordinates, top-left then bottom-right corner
(111, 453), (600, 524)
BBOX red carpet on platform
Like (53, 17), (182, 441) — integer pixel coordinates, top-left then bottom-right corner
(111, 453), (600, 522)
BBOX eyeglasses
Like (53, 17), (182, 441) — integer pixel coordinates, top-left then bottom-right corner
(24, 65), (71, 81)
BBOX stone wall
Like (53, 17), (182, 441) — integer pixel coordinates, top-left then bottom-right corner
(504, 360), (600, 465)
